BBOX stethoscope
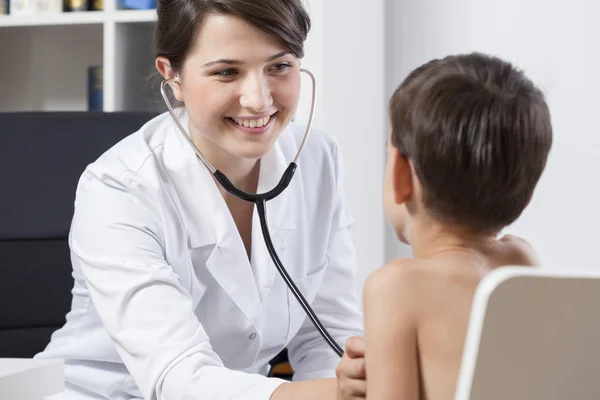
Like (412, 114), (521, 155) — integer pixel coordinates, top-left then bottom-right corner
(160, 69), (344, 358)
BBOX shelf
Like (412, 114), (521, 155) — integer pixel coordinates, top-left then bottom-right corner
(0, 9), (156, 28)
(0, 11), (106, 27)
(0, 24), (102, 112)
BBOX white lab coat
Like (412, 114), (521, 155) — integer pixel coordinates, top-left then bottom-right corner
(35, 112), (364, 400)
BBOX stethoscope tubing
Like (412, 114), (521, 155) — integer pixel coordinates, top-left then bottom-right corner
(160, 69), (344, 357)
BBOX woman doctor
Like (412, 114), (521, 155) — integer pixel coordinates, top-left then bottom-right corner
(36, 0), (365, 399)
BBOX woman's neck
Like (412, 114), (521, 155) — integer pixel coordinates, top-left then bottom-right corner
(189, 124), (260, 193)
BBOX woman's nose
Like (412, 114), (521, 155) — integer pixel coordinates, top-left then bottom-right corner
(239, 74), (273, 112)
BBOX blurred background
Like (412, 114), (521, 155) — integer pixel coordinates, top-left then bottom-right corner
(1, 0), (598, 303)
(302, 0), (600, 302)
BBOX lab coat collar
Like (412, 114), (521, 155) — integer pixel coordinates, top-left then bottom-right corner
(163, 110), (297, 246)
(162, 110), (297, 329)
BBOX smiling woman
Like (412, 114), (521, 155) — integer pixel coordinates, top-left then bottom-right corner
(33, 1), (365, 400)
(155, 11), (303, 165)
(154, 7), (305, 264)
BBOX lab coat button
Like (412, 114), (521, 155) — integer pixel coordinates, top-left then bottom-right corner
(249, 332), (257, 340)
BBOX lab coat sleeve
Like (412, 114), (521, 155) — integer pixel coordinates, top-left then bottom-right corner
(285, 143), (365, 381)
(70, 168), (286, 400)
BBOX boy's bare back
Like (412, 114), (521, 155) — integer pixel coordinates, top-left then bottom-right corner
(363, 235), (540, 400)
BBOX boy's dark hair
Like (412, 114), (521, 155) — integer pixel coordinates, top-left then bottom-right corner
(389, 52), (553, 233)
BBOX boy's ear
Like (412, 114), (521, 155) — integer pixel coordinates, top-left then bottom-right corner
(391, 147), (413, 204)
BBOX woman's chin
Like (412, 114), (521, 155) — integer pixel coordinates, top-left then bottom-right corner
(235, 145), (272, 161)
(236, 133), (282, 160)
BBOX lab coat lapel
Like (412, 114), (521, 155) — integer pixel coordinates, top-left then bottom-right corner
(163, 113), (262, 330)
(250, 127), (297, 301)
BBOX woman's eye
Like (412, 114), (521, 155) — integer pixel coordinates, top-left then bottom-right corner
(271, 63), (292, 73)
(213, 69), (238, 77)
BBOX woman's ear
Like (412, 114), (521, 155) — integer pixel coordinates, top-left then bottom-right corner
(391, 147), (413, 205)
(155, 56), (184, 102)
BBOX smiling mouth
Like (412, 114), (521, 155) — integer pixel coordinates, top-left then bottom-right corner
(227, 112), (277, 128)
(225, 112), (278, 134)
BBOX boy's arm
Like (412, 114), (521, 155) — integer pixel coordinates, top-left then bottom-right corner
(363, 261), (420, 400)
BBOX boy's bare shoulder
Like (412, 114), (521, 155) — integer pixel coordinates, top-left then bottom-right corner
(498, 234), (542, 266)
(362, 259), (427, 323)
(363, 259), (436, 304)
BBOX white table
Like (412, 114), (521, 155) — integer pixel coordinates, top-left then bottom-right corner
(0, 358), (64, 400)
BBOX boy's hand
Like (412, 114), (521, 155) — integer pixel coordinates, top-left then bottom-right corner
(336, 336), (366, 400)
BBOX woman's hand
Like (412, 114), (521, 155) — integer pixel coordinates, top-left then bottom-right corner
(336, 336), (366, 400)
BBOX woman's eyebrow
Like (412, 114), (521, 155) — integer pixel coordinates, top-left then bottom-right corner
(201, 51), (292, 68)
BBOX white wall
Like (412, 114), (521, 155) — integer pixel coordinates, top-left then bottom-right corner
(321, 0), (387, 297)
(298, 0), (387, 301)
(385, 0), (600, 269)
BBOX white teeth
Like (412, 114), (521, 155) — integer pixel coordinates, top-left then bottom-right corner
(257, 116), (270, 127)
(232, 115), (271, 128)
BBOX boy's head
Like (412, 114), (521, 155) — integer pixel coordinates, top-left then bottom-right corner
(384, 52), (553, 242)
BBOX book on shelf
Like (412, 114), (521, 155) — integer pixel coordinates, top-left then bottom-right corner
(64, 0), (102, 11)
(88, 66), (103, 112)
(3, 0), (102, 14)
(36, 0), (61, 12)
(8, 0), (71, 14)
(65, 0), (87, 11)
(0, 0), (8, 15)
(8, 0), (35, 15)
(121, 0), (155, 10)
